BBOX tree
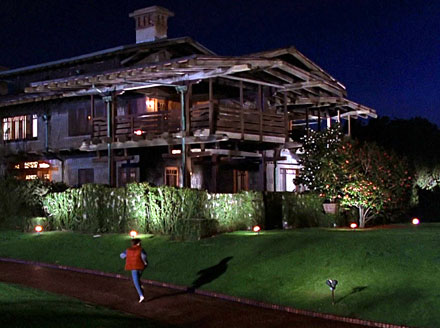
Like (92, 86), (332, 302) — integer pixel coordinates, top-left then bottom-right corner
(339, 142), (412, 227)
(295, 125), (346, 202)
(297, 127), (412, 227)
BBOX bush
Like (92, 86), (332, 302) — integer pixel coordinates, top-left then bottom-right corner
(281, 192), (329, 228)
(206, 191), (264, 232)
(171, 218), (218, 241)
(0, 177), (67, 230)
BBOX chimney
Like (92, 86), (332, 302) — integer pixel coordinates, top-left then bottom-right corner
(129, 6), (174, 44)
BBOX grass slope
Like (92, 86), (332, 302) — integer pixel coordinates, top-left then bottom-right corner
(0, 225), (439, 327)
(0, 282), (162, 327)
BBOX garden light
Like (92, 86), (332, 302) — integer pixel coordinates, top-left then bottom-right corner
(350, 223), (357, 229)
(130, 230), (138, 238)
(253, 225), (261, 235)
(325, 279), (338, 305)
(35, 225), (43, 235)
(133, 129), (143, 136)
(412, 218), (420, 225)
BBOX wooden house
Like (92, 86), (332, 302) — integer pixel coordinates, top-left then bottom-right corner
(0, 6), (376, 192)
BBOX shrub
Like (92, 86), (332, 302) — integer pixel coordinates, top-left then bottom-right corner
(281, 192), (329, 228)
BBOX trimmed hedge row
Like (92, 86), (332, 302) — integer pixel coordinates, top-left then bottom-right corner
(43, 183), (265, 238)
(2, 178), (338, 238)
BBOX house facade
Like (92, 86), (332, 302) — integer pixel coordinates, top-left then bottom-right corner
(0, 6), (376, 192)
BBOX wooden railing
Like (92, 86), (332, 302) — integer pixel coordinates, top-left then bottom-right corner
(92, 105), (286, 141)
(93, 110), (181, 138)
(191, 103), (286, 139)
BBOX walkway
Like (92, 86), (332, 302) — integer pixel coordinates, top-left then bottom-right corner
(0, 259), (400, 328)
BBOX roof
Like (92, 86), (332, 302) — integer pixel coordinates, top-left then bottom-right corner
(0, 37), (215, 77)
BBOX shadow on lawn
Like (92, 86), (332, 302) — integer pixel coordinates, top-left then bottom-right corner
(336, 286), (368, 304)
(147, 256), (234, 302)
(188, 256), (233, 293)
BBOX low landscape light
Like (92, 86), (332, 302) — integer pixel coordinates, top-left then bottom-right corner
(133, 129), (143, 136)
(350, 223), (357, 229)
(35, 225), (43, 235)
(130, 230), (138, 238)
(412, 217), (420, 225)
(325, 279), (338, 305)
(253, 225), (261, 235)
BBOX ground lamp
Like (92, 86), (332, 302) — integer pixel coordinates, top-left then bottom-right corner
(253, 225), (261, 235)
(129, 230), (138, 238)
(326, 279), (338, 305)
(350, 223), (357, 229)
(412, 217), (420, 225)
(34, 225), (43, 235)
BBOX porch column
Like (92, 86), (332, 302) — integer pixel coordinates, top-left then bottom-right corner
(103, 95), (114, 186)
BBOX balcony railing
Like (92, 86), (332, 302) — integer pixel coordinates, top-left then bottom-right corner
(92, 104), (287, 140)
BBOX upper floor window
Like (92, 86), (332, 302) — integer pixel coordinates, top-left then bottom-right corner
(69, 107), (92, 136)
(2, 114), (38, 141)
(164, 166), (179, 187)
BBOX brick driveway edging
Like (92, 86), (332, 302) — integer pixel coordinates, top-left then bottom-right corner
(0, 257), (411, 328)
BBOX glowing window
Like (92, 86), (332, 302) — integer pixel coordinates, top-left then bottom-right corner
(2, 114), (37, 141)
(25, 175), (38, 180)
(165, 167), (179, 187)
(24, 162), (38, 169)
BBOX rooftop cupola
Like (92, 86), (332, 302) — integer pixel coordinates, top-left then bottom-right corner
(129, 6), (174, 43)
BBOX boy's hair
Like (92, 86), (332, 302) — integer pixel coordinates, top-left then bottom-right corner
(131, 238), (141, 245)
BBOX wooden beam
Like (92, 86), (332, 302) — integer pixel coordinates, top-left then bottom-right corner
(208, 78), (214, 134)
(240, 80), (244, 139)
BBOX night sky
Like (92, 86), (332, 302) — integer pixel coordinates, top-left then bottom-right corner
(1, 0), (439, 126)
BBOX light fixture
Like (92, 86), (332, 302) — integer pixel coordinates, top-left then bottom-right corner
(191, 148), (202, 153)
(133, 129), (143, 136)
(39, 163), (50, 169)
(412, 218), (420, 225)
(35, 225), (43, 235)
(171, 149), (182, 155)
(130, 230), (138, 238)
(350, 223), (357, 229)
(325, 279), (338, 305)
(253, 225), (261, 235)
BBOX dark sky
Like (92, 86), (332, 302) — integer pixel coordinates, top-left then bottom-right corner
(1, 0), (439, 125)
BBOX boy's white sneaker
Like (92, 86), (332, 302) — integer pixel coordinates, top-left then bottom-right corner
(139, 296), (145, 303)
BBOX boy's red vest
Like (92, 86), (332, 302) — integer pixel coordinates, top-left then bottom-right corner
(125, 245), (145, 270)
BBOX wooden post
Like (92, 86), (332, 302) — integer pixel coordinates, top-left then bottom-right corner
(185, 82), (192, 135)
(259, 85), (263, 142)
(337, 109), (341, 124)
(240, 80), (244, 139)
(347, 115), (351, 137)
(317, 109), (321, 131)
(209, 78), (214, 134)
(90, 94), (94, 137)
(284, 93), (289, 141)
(305, 108), (309, 137)
(211, 155), (218, 192)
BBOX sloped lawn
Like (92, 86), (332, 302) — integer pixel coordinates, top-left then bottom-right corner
(0, 224), (438, 327)
(0, 282), (162, 327)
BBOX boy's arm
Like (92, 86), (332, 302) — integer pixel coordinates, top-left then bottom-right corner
(120, 250), (127, 259)
(141, 249), (148, 266)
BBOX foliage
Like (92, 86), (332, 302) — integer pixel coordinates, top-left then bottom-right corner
(296, 127), (412, 227)
(295, 125), (345, 201)
(206, 191), (264, 232)
(339, 142), (412, 227)
(278, 192), (328, 228)
(171, 219), (218, 241)
(0, 177), (67, 229)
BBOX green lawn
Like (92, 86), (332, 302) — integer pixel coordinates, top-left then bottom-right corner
(0, 225), (439, 327)
(0, 282), (162, 327)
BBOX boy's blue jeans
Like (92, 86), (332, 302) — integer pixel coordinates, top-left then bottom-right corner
(131, 270), (144, 297)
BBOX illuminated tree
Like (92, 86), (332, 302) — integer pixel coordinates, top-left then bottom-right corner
(297, 127), (412, 227)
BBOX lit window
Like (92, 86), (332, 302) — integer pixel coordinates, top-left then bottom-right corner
(146, 97), (157, 112)
(165, 167), (179, 187)
(43, 174), (50, 180)
(24, 162), (38, 169)
(25, 175), (38, 180)
(2, 114), (38, 141)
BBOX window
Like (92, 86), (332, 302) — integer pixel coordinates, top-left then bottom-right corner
(3, 114), (38, 141)
(69, 108), (92, 136)
(119, 167), (137, 186)
(164, 167), (179, 187)
(280, 168), (298, 192)
(13, 161), (51, 181)
(78, 168), (94, 185)
(233, 170), (249, 192)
